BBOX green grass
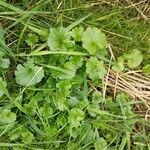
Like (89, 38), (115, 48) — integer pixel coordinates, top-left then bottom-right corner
(0, 0), (150, 150)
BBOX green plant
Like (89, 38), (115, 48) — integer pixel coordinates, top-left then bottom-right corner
(0, 24), (149, 150)
(0, 1), (150, 149)
(15, 58), (44, 86)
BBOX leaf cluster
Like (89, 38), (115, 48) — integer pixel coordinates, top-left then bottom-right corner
(0, 25), (149, 150)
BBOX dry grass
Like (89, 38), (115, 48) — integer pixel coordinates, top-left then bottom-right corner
(125, 0), (150, 20)
(104, 67), (150, 120)
(87, 0), (150, 20)
(106, 70), (150, 106)
(104, 45), (150, 119)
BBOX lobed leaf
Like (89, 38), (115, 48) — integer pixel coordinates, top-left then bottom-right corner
(15, 59), (44, 86)
(48, 27), (75, 51)
(82, 27), (107, 55)
(86, 57), (107, 81)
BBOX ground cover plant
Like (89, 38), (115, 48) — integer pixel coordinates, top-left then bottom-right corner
(0, 0), (150, 150)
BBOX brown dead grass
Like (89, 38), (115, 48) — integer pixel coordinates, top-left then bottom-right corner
(103, 45), (150, 120)
(86, 0), (150, 20)
(105, 69), (150, 119)
(106, 69), (150, 106)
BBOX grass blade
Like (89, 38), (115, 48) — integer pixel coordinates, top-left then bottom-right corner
(67, 13), (91, 30)
(16, 51), (88, 56)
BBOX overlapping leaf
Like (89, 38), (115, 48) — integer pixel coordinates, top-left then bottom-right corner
(15, 59), (44, 86)
(48, 27), (75, 51)
(86, 57), (107, 81)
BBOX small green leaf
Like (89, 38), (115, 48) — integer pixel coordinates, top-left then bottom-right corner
(92, 91), (103, 104)
(56, 94), (68, 111)
(71, 26), (84, 41)
(143, 64), (150, 74)
(88, 104), (100, 117)
(4, 111), (16, 123)
(39, 103), (53, 118)
(55, 80), (73, 111)
(25, 33), (38, 47)
(57, 114), (67, 127)
(15, 59), (44, 86)
(94, 138), (107, 150)
(9, 126), (34, 143)
(124, 49), (143, 68)
(82, 27), (107, 55)
(62, 56), (83, 79)
(51, 56), (83, 80)
(21, 127), (34, 143)
(86, 57), (107, 81)
(56, 80), (72, 97)
(0, 57), (10, 69)
(48, 27), (75, 51)
(0, 109), (16, 124)
(9, 128), (20, 141)
(24, 100), (37, 115)
(68, 108), (85, 128)
(112, 57), (124, 73)
(69, 56), (83, 69)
